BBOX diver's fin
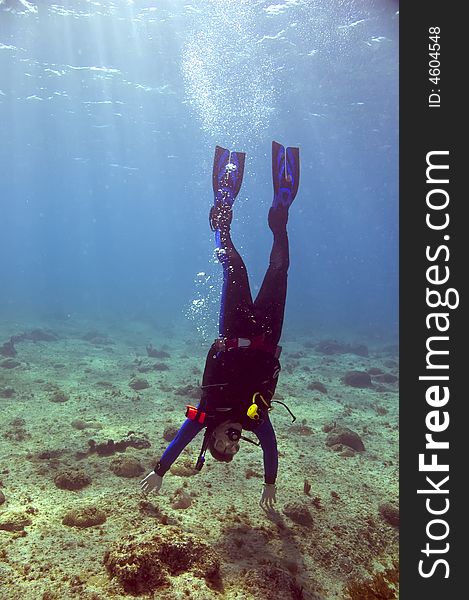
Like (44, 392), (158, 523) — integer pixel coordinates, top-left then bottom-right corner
(272, 141), (300, 209)
(212, 145), (246, 207)
(209, 203), (233, 232)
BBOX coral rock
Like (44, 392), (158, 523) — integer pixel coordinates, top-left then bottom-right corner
(123, 431), (151, 450)
(86, 432), (150, 457)
(339, 447), (356, 458)
(50, 390), (69, 403)
(379, 503), (400, 528)
(246, 468), (262, 480)
(316, 339), (345, 355)
(54, 470), (92, 491)
(290, 424), (314, 436)
(307, 381), (327, 394)
(174, 384), (200, 399)
(152, 362), (170, 371)
(346, 561), (399, 599)
(4, 418), (30, 441)
(62, 506), (106, 528)
(241, 565), (306, 600)
(0, 490), (5, 505)
(82, 331), (113, 345)
(326, 426), (365, 452)
(110, 456), (144, 478)
(71, 419), (94, 430)
(170, 460), (198, 477)
(27, 328), (59, 342)
(163, 426), (179, 442)
(342, 370), (373, 388)
(171, 489), (192, 510)
(129, 377), (150, 390)
(0, 512), (32, 532)
(367, 367), (384, 375)
(349, 344), (369, 357)
(0, 339), (16, 357)
(0, 387), (15, 398)
(146, 345), (170, 359)
(0, 358), (20, 369)
(316, 339), (368, 357)
(282, 502), (314, 527)
(373, 373), (399, 384)
(104, 529), (221, 594)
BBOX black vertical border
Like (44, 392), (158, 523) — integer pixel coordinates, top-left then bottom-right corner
(400, 2), (464, 598)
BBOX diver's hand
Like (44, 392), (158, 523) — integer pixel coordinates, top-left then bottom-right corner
(260, 483), (277, 510)
(140, 470), (163, 495)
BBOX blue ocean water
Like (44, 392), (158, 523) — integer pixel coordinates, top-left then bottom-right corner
(0, 0), (398, 344)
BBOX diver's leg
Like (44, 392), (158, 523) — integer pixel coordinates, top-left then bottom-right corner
(215, 214), (254, 338)
(254, 142), (299, 346)
(253, 206), (289, 346)
(210, 146), (254, 338)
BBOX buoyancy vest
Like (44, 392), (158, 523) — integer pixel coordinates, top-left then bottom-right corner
(199, 341), (281, 430)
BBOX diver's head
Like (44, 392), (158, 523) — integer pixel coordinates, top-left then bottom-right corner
(208, 421), (242, 463)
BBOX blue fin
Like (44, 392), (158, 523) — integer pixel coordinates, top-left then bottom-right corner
(272, 141), (300, 208)
(212, 145), (246, 207)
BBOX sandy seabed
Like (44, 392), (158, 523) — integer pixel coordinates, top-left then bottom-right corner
(0, 316), (399, 600)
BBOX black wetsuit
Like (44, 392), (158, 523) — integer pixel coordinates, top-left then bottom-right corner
(201, 210), (289, 422)
(216, 207), (289, 344)
(156, 207), (289, 484)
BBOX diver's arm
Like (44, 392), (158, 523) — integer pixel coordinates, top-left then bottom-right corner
(155, 417), (204, 475)
(253, 415), (278, 484)
(140, 417), (204, 494)
(254, 416), (278, 510)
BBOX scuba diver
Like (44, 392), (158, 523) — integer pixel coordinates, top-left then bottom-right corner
(141, 141), (300, 510)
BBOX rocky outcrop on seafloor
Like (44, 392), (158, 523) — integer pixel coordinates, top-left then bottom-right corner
(54, 469), (92, 491)
(315, 339), (369, 357)
(283, 502), (314, 527)
(104, 528), (221, 594)
(0, 338), (16, 357)
(307, 380), (328, 394)
(0, 358), (20, 369)
(49, 389), (69, 403)
(12, 328), (59, 344)
(174, 383), (200, 399)
(129, 377), (150, 390)
(1, 328), (59, 359)
(81, 330), (113, 345)
(80, 431), (151, 458)
(146, 344), (170, 359)
(109, 455), (144, 478)
(325, 424), (365, 452)
(0, 386), (15, 398)
(3, 418), (30, 441)
(163, 425), (179, 442)
(239, 564), (312, 600)
(379, 502), (400, 528)
(0, 511), (32, 532)
(19, 328), (59, 342)
(62, 505), (107, 528)
(342, 370), (373, 388)
(373, 372), (399, 385)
